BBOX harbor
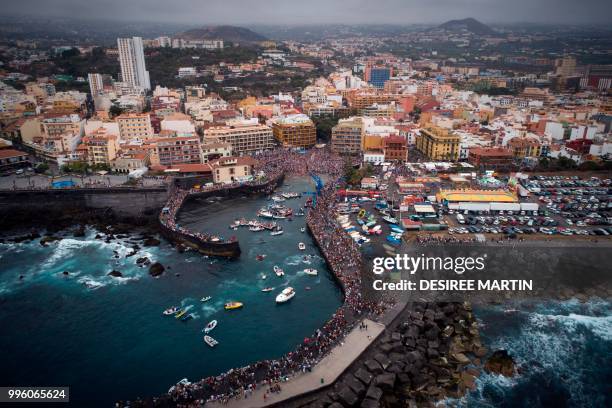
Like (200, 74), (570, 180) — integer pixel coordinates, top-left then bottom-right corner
(0, 174), (343, 407)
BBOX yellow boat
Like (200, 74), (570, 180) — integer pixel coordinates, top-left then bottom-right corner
(224, 302), (243, 310)
(175, 309), (187, 319)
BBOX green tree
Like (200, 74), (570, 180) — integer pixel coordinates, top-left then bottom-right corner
(109, 105), (124, 118)
(34, 162), (49, 173)
(312, 115), (339, 143)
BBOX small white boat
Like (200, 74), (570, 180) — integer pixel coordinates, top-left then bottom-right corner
(204, 335), (219, 347)
(203, 320), (217, 334)
(270, 229), (284, 236)
(201, 296), (212, 302)
(261, 287), (274, 292)
(382, 216), (398, 224)
(273, 265), (285, 277)
(303, 268), (318, 276)
(300, 227), (306, 233)
(258, 210), (274, 218)
(249, 226), (265, 232)
(261, 273), (267, 280)
(163, 306), (180, 315)
(298, 242), (306, 250)
(275, 287), (296, 303)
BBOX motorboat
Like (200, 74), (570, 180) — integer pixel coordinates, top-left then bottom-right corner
(300, 227), (306, 233)
(256, 254), (266, 261)
(382, 216), (398, 224)
(303, 268), (318, 276)
(272, 195), (286, 202)
(200, 296), (212, 303)
(261, 273), (267, 280)
(297, 208), (305, 216)
(273, 265), (285, 277)
(204, 335), (219, 347)
(298, 242), (306, 250)
(258, 209), (274, 219)
(270, 228), (284, 236)
(249, 226), (265, 232)
(203, 320), (217, 333)
(175, 309), (187, 319)
(261, 287), (274, 292)
(224, 302), (243, 310)
(163, 306), (180, 315)
(275, 287), (296, 303)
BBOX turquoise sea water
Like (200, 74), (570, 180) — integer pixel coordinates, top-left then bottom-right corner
(0, 176), (343, 406)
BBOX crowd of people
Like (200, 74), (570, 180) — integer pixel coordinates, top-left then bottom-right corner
(254, 147), (347, 179)
(159, 188), (235, 244)
(146, 148), (392, 407)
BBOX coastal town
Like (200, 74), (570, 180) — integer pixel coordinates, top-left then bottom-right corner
(0, 6), (611, 408)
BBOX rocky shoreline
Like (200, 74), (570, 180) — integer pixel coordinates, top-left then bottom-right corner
(0, 222), (181, 281)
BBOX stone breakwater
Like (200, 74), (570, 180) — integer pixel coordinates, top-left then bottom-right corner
(158, 175), (284, 258)
(290, 302), (485, 408)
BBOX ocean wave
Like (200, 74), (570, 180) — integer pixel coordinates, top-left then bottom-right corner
(531, 313), (612, 342)
(468, 300), (611, 407)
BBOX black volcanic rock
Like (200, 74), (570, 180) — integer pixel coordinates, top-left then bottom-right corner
(149, 262), (165, 277)
(108, 270), (123, 277)
(484, 349), (515, 376)
(143, 237), (160, 247)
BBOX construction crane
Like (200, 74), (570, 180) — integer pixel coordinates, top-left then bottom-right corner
(301, 173), (324, 207)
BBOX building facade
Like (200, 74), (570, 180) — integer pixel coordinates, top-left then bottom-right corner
(204, 122), (275, 154)
(210, 156), (256, 184)
(331, 117), (363, 155)
(383, 135), (408, 162)
(154, 136), (201, 166)
(415, 126), (460, 161)
(272, 114), (316, 148)
(116, 113), (153, 140)
(468, 147), (515, 170)
(117, 37), (151, 91)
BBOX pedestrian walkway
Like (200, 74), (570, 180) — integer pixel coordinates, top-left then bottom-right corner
(209, 318), (385, 408)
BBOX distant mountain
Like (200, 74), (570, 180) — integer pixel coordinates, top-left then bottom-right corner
(177, 25), (268, 44)
(437, 18), (497, 36)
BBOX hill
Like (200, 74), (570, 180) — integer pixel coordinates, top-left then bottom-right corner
(177, 25), (267, 44)
(437, 18), (497, 36)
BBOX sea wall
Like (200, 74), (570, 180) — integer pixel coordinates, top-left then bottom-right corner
(158, 174), (285, 258)
(0, 188), (168, 230)
(159, 222), (241, 258)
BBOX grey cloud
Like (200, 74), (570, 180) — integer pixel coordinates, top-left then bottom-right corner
(0, 0), (610, 25)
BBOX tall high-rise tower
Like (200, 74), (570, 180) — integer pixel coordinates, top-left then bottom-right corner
(117, 37), (151, 91)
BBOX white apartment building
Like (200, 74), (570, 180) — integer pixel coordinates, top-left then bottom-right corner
(117, 37), (151, 91)
(204, 120), (275, 155)
(88, 73), (104, 97)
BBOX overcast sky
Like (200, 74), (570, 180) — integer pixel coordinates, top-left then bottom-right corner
(1, 0), (610, 25)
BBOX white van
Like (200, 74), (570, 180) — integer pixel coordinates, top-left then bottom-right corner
(456, 214), (465, 224)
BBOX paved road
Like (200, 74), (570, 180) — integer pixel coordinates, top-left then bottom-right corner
(209, 318), (385, 408)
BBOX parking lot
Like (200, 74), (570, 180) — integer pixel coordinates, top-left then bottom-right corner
(354, 164), (612, 240)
